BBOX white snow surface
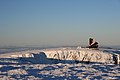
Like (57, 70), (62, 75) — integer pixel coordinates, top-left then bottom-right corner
(0, 47), (120, 80)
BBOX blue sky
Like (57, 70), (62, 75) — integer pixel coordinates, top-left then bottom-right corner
(0, 0), (120, 47)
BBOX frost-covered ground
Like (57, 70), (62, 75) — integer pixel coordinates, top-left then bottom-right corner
(0, 63), (120, 80)
(0, 47), (120, 80)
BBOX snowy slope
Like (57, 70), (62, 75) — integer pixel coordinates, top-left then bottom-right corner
(0, 47), (120, 80)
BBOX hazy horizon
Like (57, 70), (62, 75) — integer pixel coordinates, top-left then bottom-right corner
(0, 0), (120, 47)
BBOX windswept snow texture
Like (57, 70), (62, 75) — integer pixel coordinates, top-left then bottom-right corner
(42, 48), (115, 64)
(0, 63), (120, 80)
(0, 48), (120, 80)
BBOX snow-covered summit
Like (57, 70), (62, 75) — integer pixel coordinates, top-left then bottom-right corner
(0, 47), (120, 80)
(42, 48), (119, 64)
(0, 47), (119, 64)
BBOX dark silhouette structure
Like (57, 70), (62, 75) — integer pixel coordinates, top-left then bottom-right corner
(88, 38), (98, 48)
(89, 38), (93, 46)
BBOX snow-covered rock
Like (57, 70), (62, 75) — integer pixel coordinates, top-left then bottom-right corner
(42, 48), (115, 64)
(0, 48), (119, 64)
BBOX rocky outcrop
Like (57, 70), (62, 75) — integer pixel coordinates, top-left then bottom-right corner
(42, 48), (116, 64)
(0, 48), (119, 64)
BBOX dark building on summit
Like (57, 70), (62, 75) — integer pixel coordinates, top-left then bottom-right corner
(88, 38), (98, 49)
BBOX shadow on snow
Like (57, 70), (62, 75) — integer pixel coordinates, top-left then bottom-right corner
(0, 52), (120, 79)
